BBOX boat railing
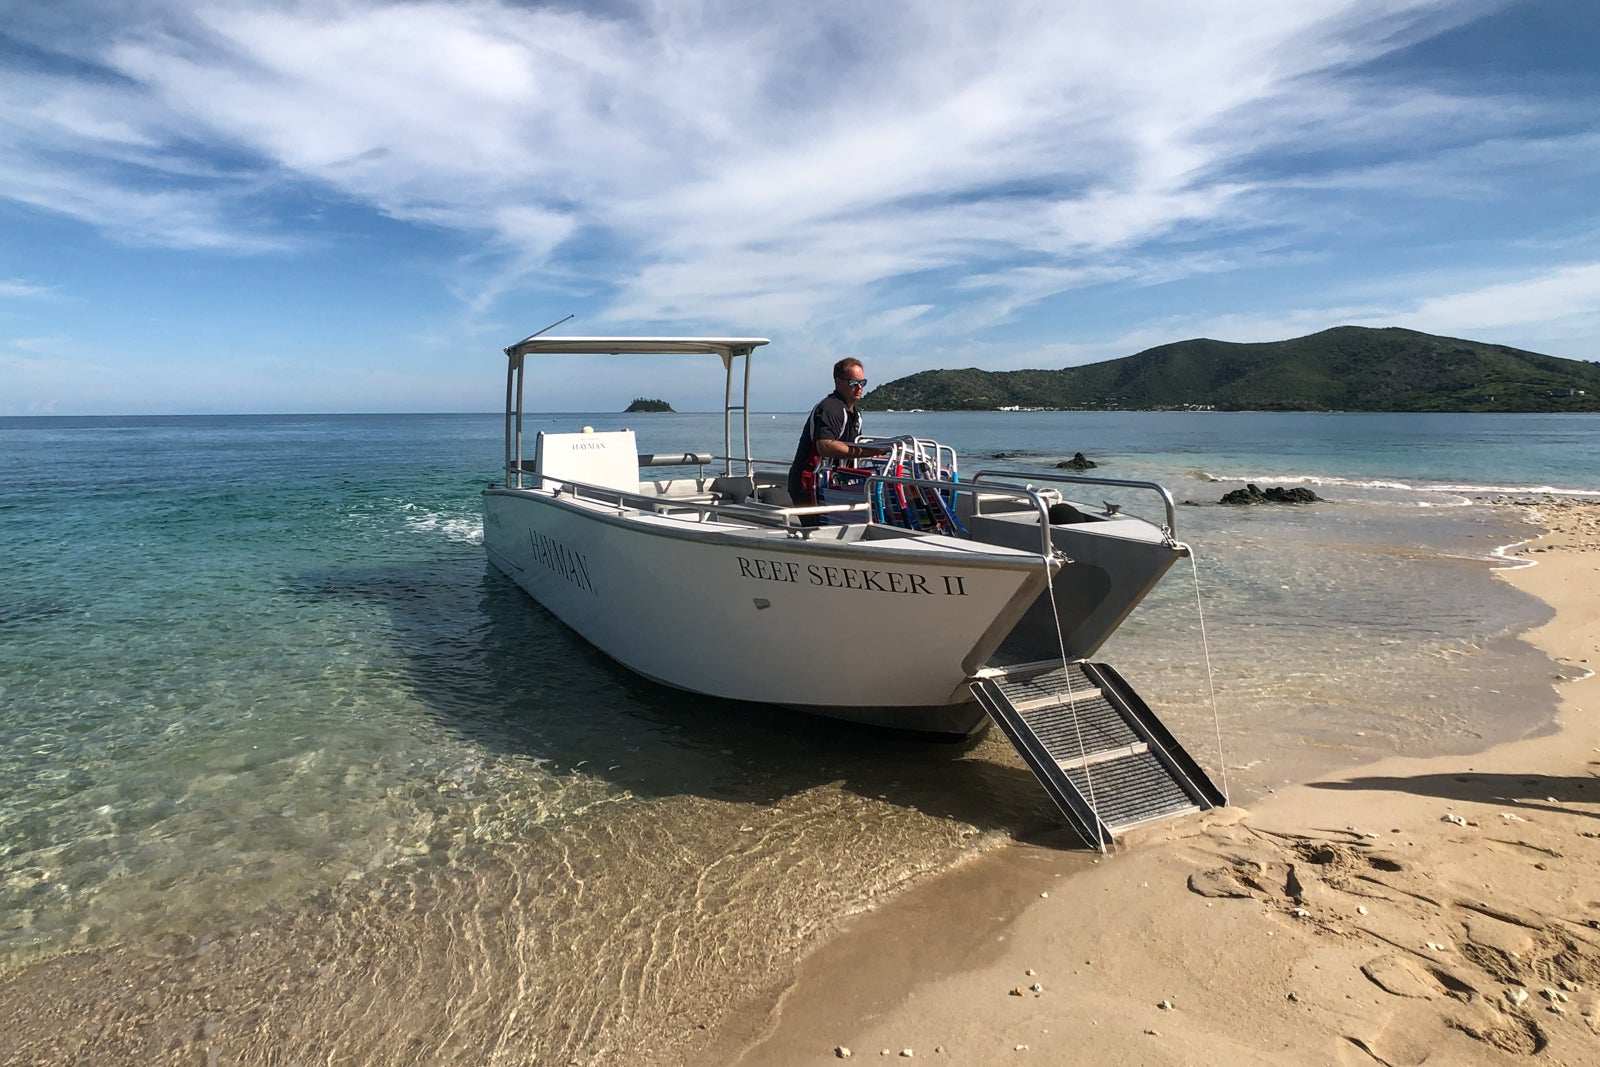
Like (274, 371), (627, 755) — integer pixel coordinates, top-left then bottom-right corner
(500, 468), (1075, 557)
(531, 477), (719, 516)
(638, 451), (714, 468)
(635, 451), (714, 482)
(969, 469), (1179, 537)
(515, 475), (816, 527)
(699, 455), (781, 470)
(511, 452), (721, 489)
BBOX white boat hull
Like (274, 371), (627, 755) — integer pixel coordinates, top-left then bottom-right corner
(483, 488), (1053, 734)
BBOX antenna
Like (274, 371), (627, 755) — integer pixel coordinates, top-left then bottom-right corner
(512, 313), (574, 348)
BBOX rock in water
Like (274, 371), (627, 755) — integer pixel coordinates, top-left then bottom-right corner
(1219, 483), (1322, 505)
(1057, 451), (1097, 470)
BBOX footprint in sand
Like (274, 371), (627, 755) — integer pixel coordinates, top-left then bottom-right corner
(1360, 954), (1476, 1001)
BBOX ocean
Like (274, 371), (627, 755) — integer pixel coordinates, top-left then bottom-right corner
(2, 410), (1596, 1063)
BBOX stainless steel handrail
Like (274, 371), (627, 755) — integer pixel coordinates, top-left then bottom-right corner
(492, 470), (1058, 553)
(706, 455), (792, 469)
(638, 451), (713, 467)
(968, 469), (1178, 536)
(495, 475), (807, 526)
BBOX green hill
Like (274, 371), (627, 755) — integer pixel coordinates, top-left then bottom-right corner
(624, 397), (675, 413)
(861, 327), (1600, 413)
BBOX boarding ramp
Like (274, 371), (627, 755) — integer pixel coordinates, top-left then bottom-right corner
(970, 661), (1225, 849)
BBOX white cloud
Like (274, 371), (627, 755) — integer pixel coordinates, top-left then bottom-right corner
(0, 154), (291, 251)
(5, 0), (1596, 398)
(1397, 263), (1600, 332)
(1381, 263), (1600, 357)
(1029, 260), (1600, 367)
(0, 280), (55, 299)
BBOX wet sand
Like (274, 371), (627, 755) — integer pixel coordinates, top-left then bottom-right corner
(714, 499), (1600, 1066)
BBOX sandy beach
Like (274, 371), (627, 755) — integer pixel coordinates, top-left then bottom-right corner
(711, 499), (1600, 1066)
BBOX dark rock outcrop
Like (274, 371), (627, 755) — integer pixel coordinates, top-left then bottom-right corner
(1219, 483), (1322, 505)
(1056, 452), (1097, 470)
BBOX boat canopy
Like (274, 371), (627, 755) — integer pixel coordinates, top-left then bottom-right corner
(500, 335), (772, 484)
(505, 336), (770, 366)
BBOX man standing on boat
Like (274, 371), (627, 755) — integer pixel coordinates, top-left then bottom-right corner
(788, 358), (885, 526)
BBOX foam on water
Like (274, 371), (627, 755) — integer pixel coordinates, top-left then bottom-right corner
(1220, 472), (1600, 497)
(399, 502), (485, 543)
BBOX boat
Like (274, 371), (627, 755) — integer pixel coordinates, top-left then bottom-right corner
(483, 335), (1226, 846)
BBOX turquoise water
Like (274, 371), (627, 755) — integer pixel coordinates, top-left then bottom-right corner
(1, 411), (1595, 1063)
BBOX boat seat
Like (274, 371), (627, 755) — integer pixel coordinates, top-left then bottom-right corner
(535, 429), (639, 492)
(710, 475), (756, 502)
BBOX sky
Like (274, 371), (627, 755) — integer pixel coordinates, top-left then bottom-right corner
(2, 0), (1598, 415)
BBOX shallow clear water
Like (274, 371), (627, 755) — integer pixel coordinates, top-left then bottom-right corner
(1, 410), (1595, 1063)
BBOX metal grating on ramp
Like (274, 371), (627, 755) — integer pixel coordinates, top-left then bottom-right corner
(971, 661), (1226, 848)
(1062, 752), (1201, 829)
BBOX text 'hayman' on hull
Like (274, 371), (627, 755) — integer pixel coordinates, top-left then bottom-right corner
(482, 335), (1226, 846)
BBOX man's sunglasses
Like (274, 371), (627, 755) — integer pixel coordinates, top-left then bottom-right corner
(839, 378), (868, 389)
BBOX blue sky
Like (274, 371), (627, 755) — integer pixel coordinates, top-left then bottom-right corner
(2, 0), (1598, 414)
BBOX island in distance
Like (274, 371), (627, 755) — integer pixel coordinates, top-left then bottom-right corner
(624, 397), (675, 413)
(861, 326), (1600, 413)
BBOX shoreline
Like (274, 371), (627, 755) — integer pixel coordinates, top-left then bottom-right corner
(707, 499), (1600, 1065)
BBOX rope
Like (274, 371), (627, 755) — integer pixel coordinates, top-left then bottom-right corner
(1042, 544), (1109, 853)
(1187, 551), (1230, 804)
